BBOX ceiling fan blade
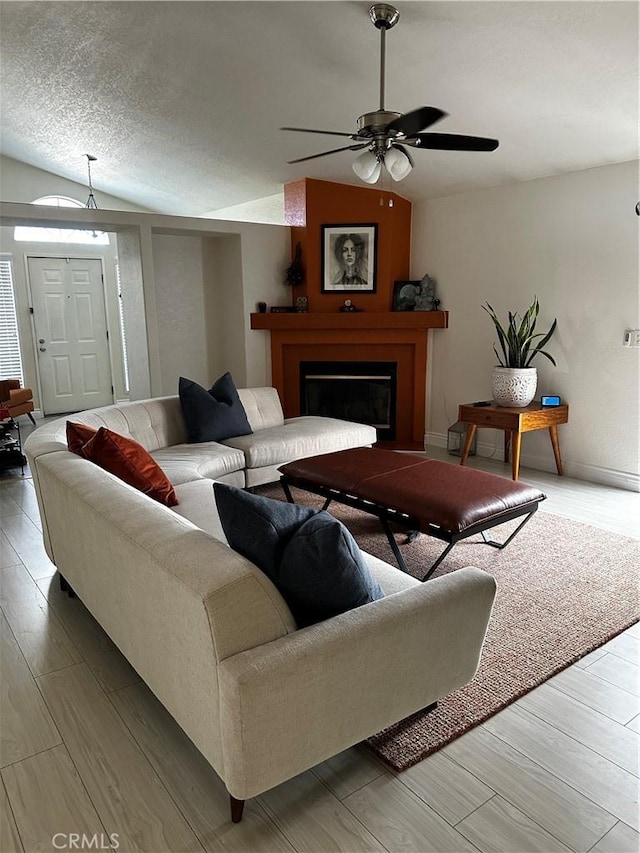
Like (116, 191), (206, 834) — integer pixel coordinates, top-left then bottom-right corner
(412, 133), (499, 151)
(281, 126), (355, 139)
(287, 143), (368, 164)
(386, 107), (447, 136)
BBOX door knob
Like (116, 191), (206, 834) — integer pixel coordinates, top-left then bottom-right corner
(39, 338), (45, 344)
(39, 347), (46, 352)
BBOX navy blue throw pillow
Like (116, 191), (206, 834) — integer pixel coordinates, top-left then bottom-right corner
(179, 373), (252, 443)
(214, 483), (384, 627)
(279, 513), (385, 627)
(213, 482), (316, 577)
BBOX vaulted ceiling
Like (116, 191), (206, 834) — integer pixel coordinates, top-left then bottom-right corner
(1, 1), (637, 217)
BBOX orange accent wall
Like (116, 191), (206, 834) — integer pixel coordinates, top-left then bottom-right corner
(284, 178), (412, 313)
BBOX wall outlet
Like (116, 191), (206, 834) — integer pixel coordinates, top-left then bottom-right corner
(623, 329), (640, 347)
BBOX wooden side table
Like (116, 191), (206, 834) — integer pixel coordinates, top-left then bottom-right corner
(458, 401), (569, 481)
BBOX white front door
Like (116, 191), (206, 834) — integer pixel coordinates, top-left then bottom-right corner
(28, 257), (113, 415)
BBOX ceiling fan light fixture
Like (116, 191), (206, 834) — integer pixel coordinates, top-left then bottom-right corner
(352, 149), (382, 183)
(384, 146), (412, 181)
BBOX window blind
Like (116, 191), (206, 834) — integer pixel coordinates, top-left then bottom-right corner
(115, 259), (130, 394)
(0, 257), (24, 384)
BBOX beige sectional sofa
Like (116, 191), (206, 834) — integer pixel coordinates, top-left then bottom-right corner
(25, 387), (497, 822)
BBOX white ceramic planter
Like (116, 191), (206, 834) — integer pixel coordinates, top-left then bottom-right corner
(492, 367), (537, 407)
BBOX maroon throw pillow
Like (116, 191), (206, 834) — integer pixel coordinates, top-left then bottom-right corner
(66, 421), (98, 455)
(80, 427), (178, 507)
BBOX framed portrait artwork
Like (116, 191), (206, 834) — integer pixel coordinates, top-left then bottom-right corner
(321, 224), (377, 293)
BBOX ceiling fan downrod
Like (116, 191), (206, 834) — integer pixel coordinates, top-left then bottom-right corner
(355, 4), (402, 149)
(369, 3), (400, 111)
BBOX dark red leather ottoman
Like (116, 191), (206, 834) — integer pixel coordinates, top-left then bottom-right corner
(279, 447), (545, 579)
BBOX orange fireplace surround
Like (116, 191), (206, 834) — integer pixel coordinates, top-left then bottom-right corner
(250, 312), (448, 449)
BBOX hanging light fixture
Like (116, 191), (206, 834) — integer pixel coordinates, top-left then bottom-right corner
(85, 154), (99, 209)
(352, 150), (382, 183)
(352, 142), (413, 184)
(384, 145), (413, 181)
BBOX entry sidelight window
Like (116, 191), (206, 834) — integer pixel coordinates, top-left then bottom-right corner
(0, 256), (24, 384)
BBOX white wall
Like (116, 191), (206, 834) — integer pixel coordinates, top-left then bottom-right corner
(238, 225), (292, 387)
(0, 155), (153, 212)
(201, 192), (286, 225)
(150, 226), (288, 395)
(152, 234), (210, 394)
(413, 160), (640, 489)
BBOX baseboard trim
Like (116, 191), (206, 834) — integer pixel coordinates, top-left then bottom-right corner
(424, 431), (639, 493)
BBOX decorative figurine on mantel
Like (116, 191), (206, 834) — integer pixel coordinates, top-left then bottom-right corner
(414, 274), (436, 311)
(295, 295), (308, 313)
(339, 299), (360, 312)
(285, 242), (305, 287)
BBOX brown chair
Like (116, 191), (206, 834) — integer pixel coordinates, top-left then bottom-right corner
(0, 379), (36, 425)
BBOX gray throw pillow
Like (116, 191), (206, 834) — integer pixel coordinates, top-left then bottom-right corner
(279, 512), (385, 627)
(179, 373), (252, 443)
(214, 483), (384, 627)
(213, 482), (316, 577)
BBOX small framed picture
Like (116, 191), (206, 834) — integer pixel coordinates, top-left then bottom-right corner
(392, 280), (421, 311)
(321, 224), (377, 293)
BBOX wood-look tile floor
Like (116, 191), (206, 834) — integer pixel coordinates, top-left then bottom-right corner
(1, 435), (638, 853)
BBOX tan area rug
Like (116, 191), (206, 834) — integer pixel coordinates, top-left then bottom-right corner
(256, 484), (639, 771)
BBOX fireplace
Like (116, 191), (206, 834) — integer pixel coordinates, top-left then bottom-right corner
(250, 310), (448, 448)
(300, 361), (397, 441)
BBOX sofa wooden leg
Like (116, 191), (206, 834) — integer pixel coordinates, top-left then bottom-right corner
(230, 796), (245, 823)
(59, 574), (76, 598)
(27, 412), (36, 426)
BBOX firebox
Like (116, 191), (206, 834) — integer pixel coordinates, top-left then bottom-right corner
(300, 361), (397, 441)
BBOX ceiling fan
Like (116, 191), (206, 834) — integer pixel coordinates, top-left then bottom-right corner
(281, 3), (499, 184)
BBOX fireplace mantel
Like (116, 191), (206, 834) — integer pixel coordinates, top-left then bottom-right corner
(250, 311), (448, 332)
(250, 310), (448, 449)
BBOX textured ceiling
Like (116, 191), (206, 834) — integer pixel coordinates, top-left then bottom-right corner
(0, 1), (637, 217)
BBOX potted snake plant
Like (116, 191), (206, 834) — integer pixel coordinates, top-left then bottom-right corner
(482, 297), (557, 407)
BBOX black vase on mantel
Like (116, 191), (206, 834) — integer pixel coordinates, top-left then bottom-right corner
(285, 242), (304, 287)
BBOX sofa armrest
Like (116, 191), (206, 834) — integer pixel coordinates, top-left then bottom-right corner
(218, 566), (496, 799)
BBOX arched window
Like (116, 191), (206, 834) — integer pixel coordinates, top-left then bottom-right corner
(14, 196), (109, 245)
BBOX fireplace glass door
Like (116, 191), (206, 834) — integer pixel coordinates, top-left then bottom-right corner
(300, 361), (397, 441)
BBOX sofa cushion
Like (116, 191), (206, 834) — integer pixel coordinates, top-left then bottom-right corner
(66, 421), (98, 454)
(214, 484), (384, 627)
(213, 483), (316, 577)
(237, 387), (285, 431)
(179, 374), (253, 443)
(81, 427), (178, 507)
(221, 416), (377, 469)
(151, 442), (245, 485)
